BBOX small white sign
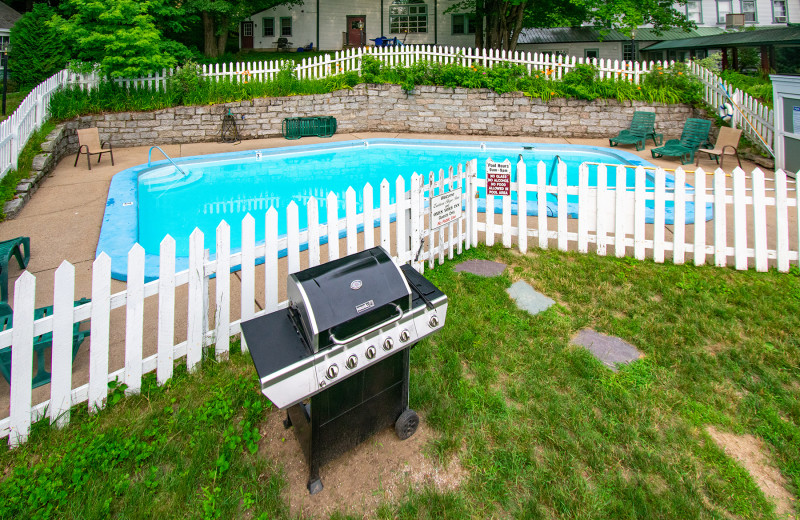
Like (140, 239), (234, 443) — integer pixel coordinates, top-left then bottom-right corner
(431, 190), (462, 229)
(793, 106), (800, 133)
(486, 159), (512, 196)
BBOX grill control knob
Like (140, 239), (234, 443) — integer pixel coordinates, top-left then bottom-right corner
(365, 346), (376, 359)
(429, 315), (439, 328)
(326, 364), (339, 380)
(400, 329), (410, 342)
(383, 337), (394, 351)
(346, 354), (358, 369)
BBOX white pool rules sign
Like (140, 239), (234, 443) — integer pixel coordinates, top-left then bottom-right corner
(431, 189), (462, 229)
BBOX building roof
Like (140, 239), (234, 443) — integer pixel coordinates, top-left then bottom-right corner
(517, 26), (726, 45)
(643, 25), (800, 50)
(0, 2), (20, 31)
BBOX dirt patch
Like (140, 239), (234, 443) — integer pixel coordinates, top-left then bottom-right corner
(258, 408), (465, 519)
(706, 426), (796, 519)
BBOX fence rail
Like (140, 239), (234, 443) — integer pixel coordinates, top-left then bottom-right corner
(2, 157), (798, 445)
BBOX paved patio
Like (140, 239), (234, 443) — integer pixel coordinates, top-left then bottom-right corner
(0, 131), (788, 418)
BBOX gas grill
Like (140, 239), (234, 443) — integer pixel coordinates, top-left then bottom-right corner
(241, 246), (447, 494)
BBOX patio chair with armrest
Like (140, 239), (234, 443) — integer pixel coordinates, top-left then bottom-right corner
(651, 118), (713, 165)
(74, 128), (114, 170)
(695, 126), (742, 170)
(0, 236), (30, 303)
(609, 111), (662, 151)
(0, 298), (91, 389)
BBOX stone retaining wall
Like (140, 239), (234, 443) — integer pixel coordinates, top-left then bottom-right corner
(4, 124), (70, 218)
(62, 84), (698, 150)
(3, 85), (716, 218)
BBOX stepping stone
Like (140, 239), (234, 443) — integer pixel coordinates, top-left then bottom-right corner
(454, 259), (507, 277)
(506, 281), (554, 316)
(571, 329), (643, 372)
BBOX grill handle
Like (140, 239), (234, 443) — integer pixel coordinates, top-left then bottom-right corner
(329, 303), (404, 345)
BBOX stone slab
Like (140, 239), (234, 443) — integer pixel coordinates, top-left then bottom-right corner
(454, 259), (507, 277)
(506, 281), (554, 316)
(571, 328), (643, 372)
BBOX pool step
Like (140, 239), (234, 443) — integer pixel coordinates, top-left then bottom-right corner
(141, 167), (203, 192)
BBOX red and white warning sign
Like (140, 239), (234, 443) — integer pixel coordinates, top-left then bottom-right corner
(486, 159), (511, 196)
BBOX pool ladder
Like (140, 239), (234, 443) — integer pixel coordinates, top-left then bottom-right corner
(148, 146), (188, 177)
(547, 155), (563, 186)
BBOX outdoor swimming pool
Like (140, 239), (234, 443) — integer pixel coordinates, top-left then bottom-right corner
(98, 138), (705, 280)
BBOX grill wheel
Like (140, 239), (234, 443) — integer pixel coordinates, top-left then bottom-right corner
(395, 409), (420, 440)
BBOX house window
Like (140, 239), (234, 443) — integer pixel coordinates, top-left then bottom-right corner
(263, 17), (275, 37)
(584, 49), (599, 60)
(717, 0), (733, 23)
(623, 43), (635, 61)
(390, 0), (428, 33)
(686, 1), (703, 23)
(773, 0), (788, 22)
(280, 17), (292, 37)
(0, 36), (8, 52)
(741, 0), (757, 22)
(452, 13), (476, 34)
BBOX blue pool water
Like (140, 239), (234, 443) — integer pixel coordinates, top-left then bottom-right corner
(99, 138), (706, 281)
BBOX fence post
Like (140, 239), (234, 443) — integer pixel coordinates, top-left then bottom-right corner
(9, 272), (35, 447)
(89, 253), (112, 413)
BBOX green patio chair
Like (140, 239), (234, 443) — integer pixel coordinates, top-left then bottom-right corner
(0, 236), (30, 303)
(609, 111), (662, 151)
(651, 118), (713, 165)
(0, 298), (90, 389)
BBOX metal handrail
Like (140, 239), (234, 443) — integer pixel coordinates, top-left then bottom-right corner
(547, 155), (562, 185)
(148, 146), (188, 176)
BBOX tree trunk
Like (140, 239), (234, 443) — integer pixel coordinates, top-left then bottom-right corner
(216, 16), (230, 57)
(475, 0), (485, 49)
(202, 12), (217, 57)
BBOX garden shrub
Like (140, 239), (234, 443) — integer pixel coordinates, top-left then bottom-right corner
(9, 4), (68, 89)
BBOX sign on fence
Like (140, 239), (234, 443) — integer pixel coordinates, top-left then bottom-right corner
(431, 190), (462, 229)
(486, 160), (511, 196)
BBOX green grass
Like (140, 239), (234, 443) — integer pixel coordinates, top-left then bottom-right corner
(0, 90), (30, 122)
(1, 247), (798, 519)
(0, 120), (56, 220)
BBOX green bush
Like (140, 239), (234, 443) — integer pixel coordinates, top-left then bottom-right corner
(46, 58), (707, 121)
(9, 4), (68, 89)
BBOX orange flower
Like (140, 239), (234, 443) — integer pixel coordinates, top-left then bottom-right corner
(678, 72), (683, 75)
(550, 91), (555, 95)
(637, 86), (641, 90)
(659, 72), (663, 75)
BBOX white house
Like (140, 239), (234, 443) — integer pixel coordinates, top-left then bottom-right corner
(0, 1), (21, 52)
(240, 0), (480, 52)
(241, 0), (799, 60)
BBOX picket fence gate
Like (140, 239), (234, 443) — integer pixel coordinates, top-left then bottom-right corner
(2, 156), (799, 446)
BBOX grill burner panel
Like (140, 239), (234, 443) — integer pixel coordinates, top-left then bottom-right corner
(242, 247), (447, 494)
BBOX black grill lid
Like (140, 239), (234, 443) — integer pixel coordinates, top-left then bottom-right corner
(290, 247), (411, 339)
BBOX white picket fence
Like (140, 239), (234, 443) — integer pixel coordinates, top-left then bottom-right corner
(2, 156), (798, 446)
(0, 44), (777, 183)
(689, 61), (774, 156)
(0, 70), (69, 178)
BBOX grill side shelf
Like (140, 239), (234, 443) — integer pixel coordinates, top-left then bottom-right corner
(400, 264), (444, 310)
(241, 310), (314, 381)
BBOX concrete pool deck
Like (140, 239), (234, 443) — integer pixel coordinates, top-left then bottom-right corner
(0, 131), (790, 418)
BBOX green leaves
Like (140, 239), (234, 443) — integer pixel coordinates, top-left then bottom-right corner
(54, 0), (189, 78)
(9, 4), (68, 89)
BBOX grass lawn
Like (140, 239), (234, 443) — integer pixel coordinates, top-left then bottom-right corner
(1, 245), (798, 519)
(0, 90), (31, 123)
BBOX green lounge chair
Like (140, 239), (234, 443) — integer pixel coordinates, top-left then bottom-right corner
(651, 118), (713, 165)
(0, 298), (90, 389)
(0, 236), (30, 303)
(609, 111), (662, 151)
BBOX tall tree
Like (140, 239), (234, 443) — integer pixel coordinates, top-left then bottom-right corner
(53, 0), (191, 77)
(9, 3), (68, 87)
(183, 0), (301, 58)
(449, 0), (693, 52)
